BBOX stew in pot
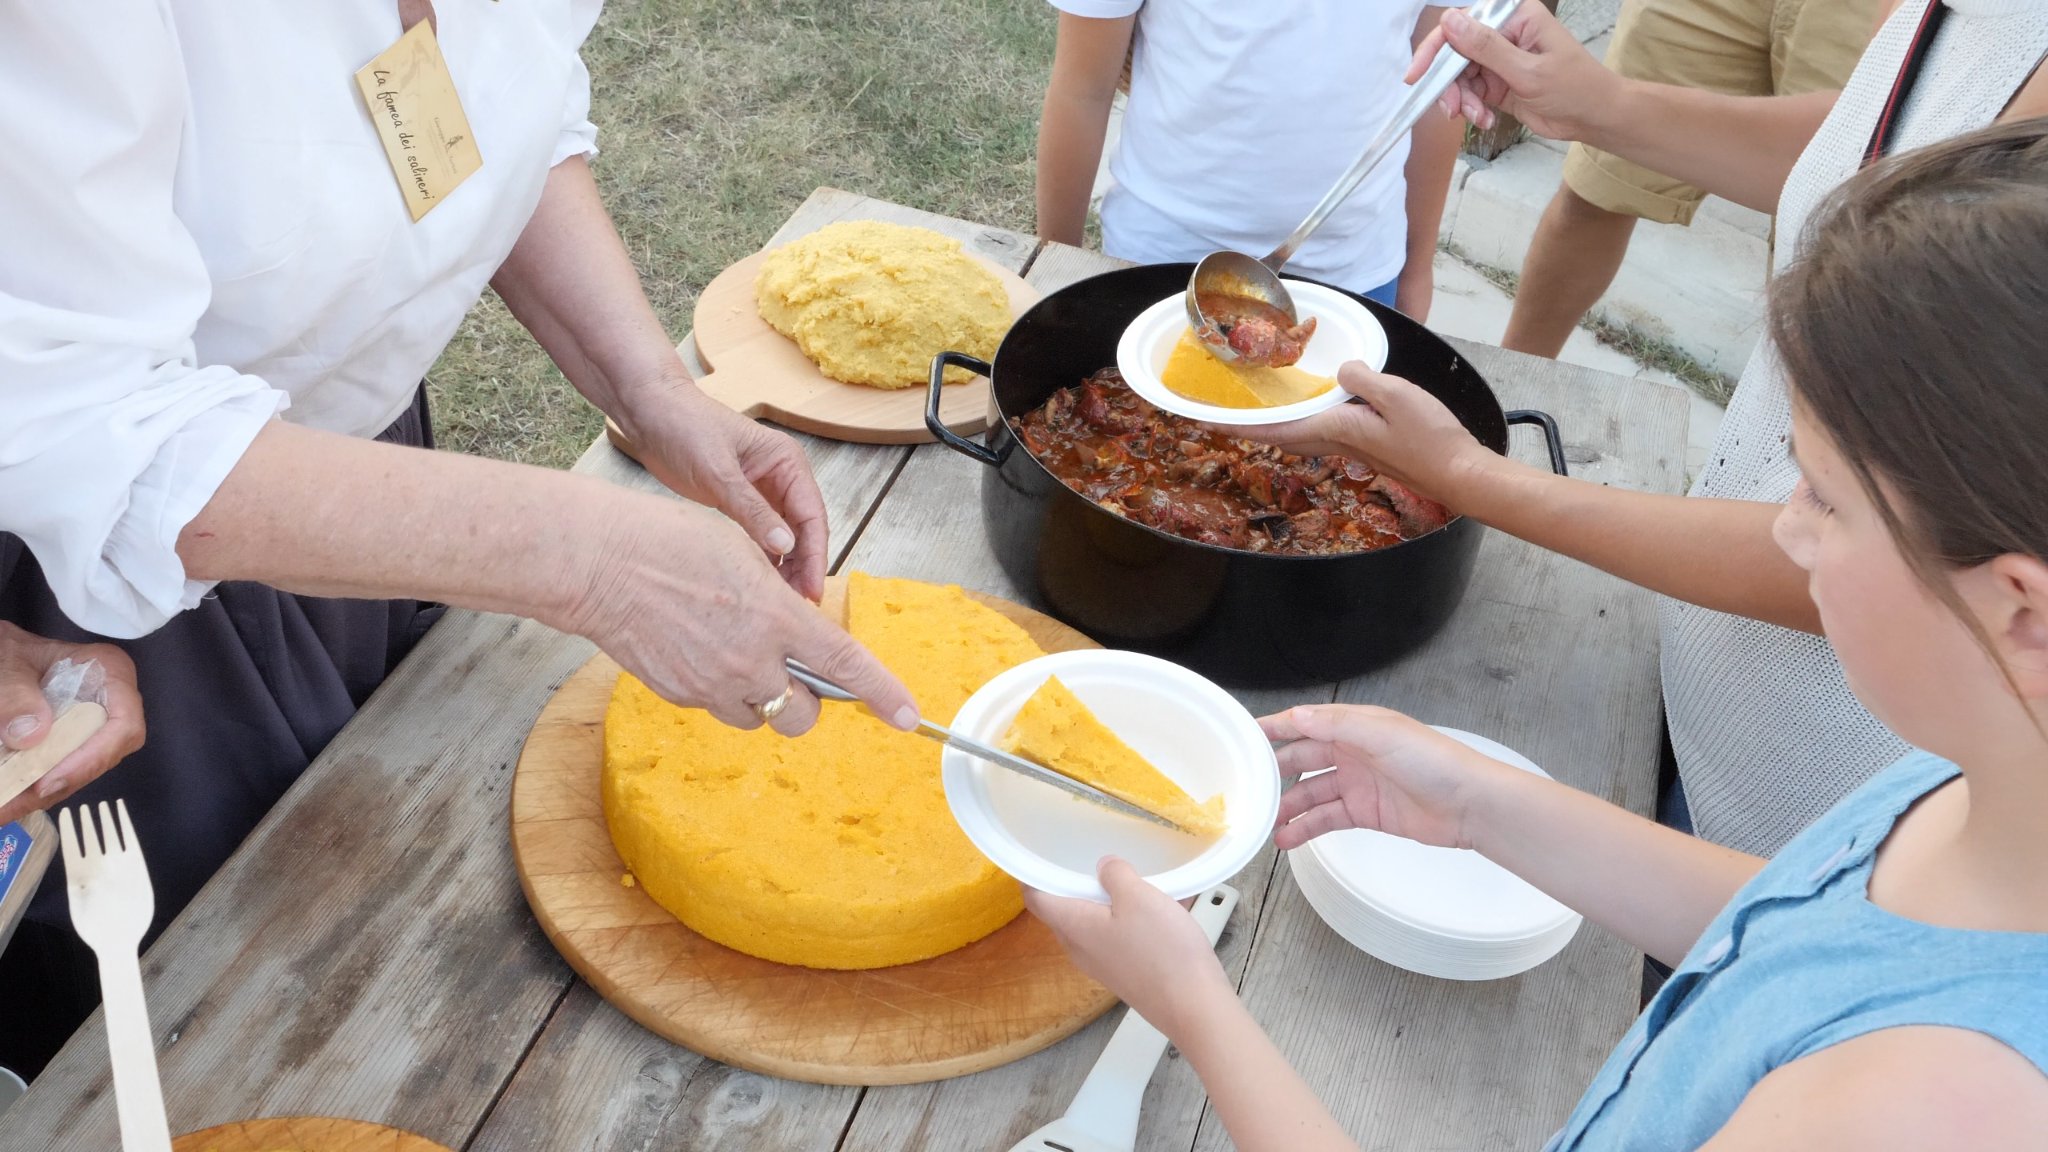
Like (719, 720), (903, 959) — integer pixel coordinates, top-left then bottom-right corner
(1014, 369), (1450, 555)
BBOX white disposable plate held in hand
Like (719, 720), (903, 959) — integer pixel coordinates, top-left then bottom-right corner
(1114, 281), (1389, 426)
(1304, 727), (1581, 943)
(943, 650), (1280, 903)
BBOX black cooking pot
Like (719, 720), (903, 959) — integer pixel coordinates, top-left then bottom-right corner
(925, 263), (1565, 688)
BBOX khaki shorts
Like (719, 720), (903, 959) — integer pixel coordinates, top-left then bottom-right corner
(1564, 0), (1885, 224)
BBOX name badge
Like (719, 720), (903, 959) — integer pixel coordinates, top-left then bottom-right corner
(354, 20), (483, 221)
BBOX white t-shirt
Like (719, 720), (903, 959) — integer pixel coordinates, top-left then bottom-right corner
(1051, 0), (1456, 292)
(0, 0), (600, 638)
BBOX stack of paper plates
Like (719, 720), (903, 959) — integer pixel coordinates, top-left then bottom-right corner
(1288, 728), (1581, 981)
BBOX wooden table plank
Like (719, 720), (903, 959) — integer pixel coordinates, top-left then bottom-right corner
(1192, 345), (1688, 1152)
(467, 983), (860, 1152)
(1022, 239), (1123, 293)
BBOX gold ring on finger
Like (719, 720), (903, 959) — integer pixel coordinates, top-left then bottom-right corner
(751, 682), (796, 724)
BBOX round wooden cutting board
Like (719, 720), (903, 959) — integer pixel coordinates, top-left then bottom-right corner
(509, 580), (1117, 1085)
(683, 246), (1037, 446)
(172, 1117), (449, 1151)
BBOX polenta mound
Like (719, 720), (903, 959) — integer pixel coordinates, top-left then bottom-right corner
(754, 220), (1012, 389)
(601, 573), (1045, 970)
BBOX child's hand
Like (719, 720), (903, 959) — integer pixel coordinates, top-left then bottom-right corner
(1208, 363), (1493, 512)
(1025, 857), (1236, 1038)
(1263, 704), (1513, 852)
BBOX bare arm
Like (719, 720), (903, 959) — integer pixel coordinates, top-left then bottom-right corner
(175, 420), (916, 735)
(1266, 706), (1763, 969)
(1414, 3), (1837, 214)
(1466, 749), (1764, 965)
(1219, 365), (1823, 634)
(1703, 1028), (2048, 1150)
(490, 157), (833, 599)
(1036, 12), (1135, 245)
(1396, 7), (1466, 320)
(1454, 451), (1820, 633)
(1578, 85), (1837, 215)
(178, 421), (605, 615)
(1176, 999), (1358, 1152)
(489, 156), (684, 437)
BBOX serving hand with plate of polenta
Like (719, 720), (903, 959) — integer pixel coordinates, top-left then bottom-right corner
(942, 648), (1280, 904)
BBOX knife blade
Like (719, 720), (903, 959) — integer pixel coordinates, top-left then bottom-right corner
(784, 659), (1190, 834)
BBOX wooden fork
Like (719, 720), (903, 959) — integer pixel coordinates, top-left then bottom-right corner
(61, 800), (172, 1152)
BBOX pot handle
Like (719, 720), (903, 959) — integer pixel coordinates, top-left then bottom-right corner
(926, 351), (1006, 467)
(1505, 409), (1568, 477)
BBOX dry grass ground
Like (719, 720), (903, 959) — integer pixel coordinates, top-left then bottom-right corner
(427, 0), (1056, 468)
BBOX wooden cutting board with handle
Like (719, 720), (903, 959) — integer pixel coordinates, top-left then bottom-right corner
(607, 246), (1038, 456)
(509, 577), (1118, 1085)
(172, 1117), (450, 1151)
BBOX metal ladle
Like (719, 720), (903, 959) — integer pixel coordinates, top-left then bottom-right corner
(1187, 0), (1525, 362)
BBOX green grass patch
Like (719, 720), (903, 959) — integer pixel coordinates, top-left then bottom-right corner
(426, 0), (1056, 468)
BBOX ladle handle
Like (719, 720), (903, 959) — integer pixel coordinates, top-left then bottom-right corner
(1263, 0), (1524, 272)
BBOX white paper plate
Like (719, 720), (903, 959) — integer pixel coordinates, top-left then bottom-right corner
(942, 650), (1280, 903)
(1284, 726), (1581, 980)
(1291, 845), (1578, 980)
(1115, 282), (1389, 425)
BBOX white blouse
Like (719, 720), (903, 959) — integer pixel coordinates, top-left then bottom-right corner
(0, 0), (601, 638)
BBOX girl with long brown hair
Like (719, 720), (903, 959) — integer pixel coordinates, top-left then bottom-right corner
(1031, 118), (2048, 1150)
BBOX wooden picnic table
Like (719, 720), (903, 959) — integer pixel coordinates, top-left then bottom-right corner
(4, 189), (1689, 1152)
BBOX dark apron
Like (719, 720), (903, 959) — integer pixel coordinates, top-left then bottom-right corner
(0, 390), (443, 1077)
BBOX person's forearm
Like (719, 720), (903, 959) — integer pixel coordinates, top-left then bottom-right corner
(1466, 764), (1764, 967)
(177, 419), (638, 628)
(1578, 84), (1835, 214)
(1176, 995), (1359, 1152)
(1036, 90), (1115, 246)
(491, 156), (688, 446)
(1037, 13), (1133, 246)
(1453, 454), (1821, 633)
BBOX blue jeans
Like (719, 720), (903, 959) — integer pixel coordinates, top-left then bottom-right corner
(1362, 274), (1399, 308)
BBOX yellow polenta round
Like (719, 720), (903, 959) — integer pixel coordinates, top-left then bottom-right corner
(601, 574), (1042, 970)
(754, 220), (1012, 390)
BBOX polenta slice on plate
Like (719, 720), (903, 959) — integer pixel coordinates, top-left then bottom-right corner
(1002, 675), (1227, 838)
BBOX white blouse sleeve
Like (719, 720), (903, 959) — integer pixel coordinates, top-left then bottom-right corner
(551, 0), (605, 165)
(0, 7), (289, 639)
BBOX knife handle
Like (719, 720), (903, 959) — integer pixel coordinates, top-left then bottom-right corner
(785, 659), (861, 705)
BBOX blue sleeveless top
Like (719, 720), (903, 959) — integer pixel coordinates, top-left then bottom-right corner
(1549, 751), (2048, 1150)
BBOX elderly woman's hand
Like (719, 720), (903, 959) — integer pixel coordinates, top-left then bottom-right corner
(0, 623), (145, 826)
(1208, 362), (1495, 512)
(627, 377), (832, 603)
(563, 489), (916, 738)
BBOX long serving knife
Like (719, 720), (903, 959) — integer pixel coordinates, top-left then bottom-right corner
(783, 659), (1190, 834)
